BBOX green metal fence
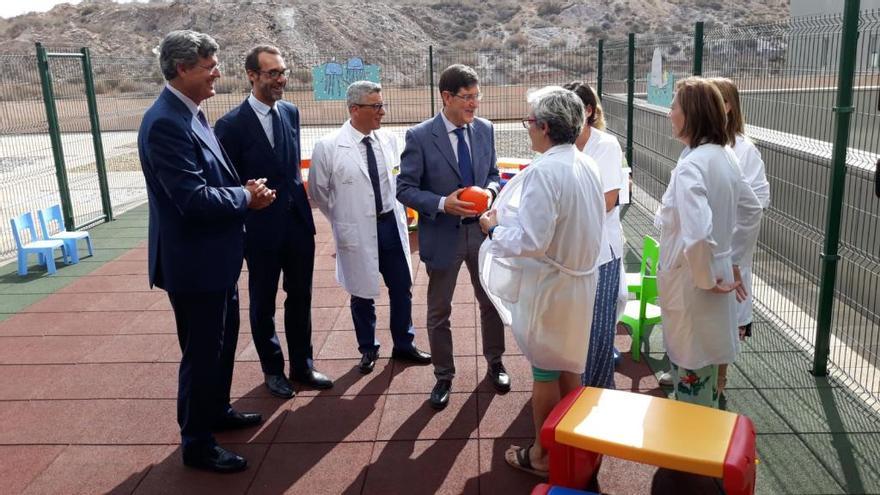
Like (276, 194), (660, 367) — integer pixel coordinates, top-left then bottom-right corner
(602, 6), (880, 406)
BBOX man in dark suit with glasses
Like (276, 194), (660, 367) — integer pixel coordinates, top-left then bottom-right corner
(216, 45), (333, 400)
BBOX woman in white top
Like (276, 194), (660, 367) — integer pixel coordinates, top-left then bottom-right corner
(565, 81), (626, 389)
(657, 77), (763, 408)
(479, 86), (605, 476)
(710, 77), (770, 396)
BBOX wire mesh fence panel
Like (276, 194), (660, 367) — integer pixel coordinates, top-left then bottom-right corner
(603, 13), (880, 406)
(826, 8), (880, 406)
(601, 39), (630, 162)
(88, 54), (160, 216)
(0, 54), (58, 261)
(633, 32), (694, 101)
(46, 50), (107, 230)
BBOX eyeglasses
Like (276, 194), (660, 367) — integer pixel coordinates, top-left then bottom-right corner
(521, 118), (537, 129)
(255, 68), (290, 79)
(450, 92), (482, 102)
(198, 62), (222, 74)
(354, 103), (387, 111)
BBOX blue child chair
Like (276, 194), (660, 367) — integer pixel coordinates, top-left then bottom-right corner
(10, 212), (66, 275)
(37, 204), (93, 264)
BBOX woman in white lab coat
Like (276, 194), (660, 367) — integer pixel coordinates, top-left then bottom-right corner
(657, 77), (763, 408)
(479, 86), (605, 476)
(710, 77), (771, 396)
(565, 81), (627, 389)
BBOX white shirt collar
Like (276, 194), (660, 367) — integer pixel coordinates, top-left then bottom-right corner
(347, 120), (375, 144)
(165, 83), (200, 116)
(247, 92), (276, 116)
(440, 110), (468, 134)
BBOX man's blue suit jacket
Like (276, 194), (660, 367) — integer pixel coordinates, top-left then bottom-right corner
(215, 99), (315, 252)
(137, 88), (248, 293)
(396, 113), (500, 269)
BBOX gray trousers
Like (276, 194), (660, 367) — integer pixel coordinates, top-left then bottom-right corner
(426, 222), (505, 380)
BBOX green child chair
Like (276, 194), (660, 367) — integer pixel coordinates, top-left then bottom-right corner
(624, 235), (659, 298)
(620, 274), (662, 362)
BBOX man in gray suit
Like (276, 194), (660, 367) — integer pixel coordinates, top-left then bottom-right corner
(397, 64), (509, 410)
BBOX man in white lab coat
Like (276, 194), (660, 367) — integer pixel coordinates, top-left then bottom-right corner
(309, 81), (431, 374)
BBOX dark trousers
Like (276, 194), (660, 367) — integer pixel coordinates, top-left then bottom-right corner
(168, 285), (240, 448)
(351, 213), (416, 354)
(246, 221), (315, 377)
(426, 222), (505, 380)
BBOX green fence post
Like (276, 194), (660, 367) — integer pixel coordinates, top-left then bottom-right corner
(428, 45), (435, 117)
(597, 39), (604, 99)
(812, 0), (861, 377)
(80, 47), (113, 222)
(693, 21), (704, 76)
(626, 33), (635, 169)
(35, 42), (75, 231)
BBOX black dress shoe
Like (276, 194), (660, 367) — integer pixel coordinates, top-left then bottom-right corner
(182, 444), (248, 473)
(391, 346), (432, 364)
(488, 362), (511, 393)
(214, 409), (263, 432)
(265, 374), (295, 399)
(358, 351), (378, 374)
(291, 368), (334, 390)
(429, 379), (452, 410)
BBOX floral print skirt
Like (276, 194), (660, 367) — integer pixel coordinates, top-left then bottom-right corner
(672, 363), (719, 408)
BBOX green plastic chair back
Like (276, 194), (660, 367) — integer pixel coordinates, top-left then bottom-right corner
(621, 237), (662, 362)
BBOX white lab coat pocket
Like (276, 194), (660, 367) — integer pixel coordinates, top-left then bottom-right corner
(487, 257), (522, 303)
(333, 222), (359, 249)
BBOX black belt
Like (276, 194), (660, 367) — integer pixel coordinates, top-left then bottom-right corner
(377, 210), (395, 222)
(461, 217), (479, 225)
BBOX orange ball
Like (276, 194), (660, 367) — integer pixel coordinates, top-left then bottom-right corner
(458, 186), (489, 214)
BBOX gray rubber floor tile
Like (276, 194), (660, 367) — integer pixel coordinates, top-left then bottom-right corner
(723, 389), (794, 434)
(758, 388), (880, 434)
(735, 351), (838, 389)
(799, 433), (880, 495)
(755, 434), (845, 495)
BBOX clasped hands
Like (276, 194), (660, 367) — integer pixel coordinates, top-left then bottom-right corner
(245, 178), (276, 210)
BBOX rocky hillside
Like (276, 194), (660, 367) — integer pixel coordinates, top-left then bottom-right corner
(0, 0), (789, 57)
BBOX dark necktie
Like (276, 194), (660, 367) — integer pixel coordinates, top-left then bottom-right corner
(362, 136), (384, 216)
(270, 107), (285, 152)
(452, 127), (475, 186)
(196, 109), (211, 131)
(196, 110), (216, 144)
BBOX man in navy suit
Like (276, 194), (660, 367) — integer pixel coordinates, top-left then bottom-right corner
(397, 64), (509, 410)
(138, 30), (275, 473)
(216, 45), (332, 399)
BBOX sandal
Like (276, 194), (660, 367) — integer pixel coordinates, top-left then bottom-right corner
(504, 444), (548, 478)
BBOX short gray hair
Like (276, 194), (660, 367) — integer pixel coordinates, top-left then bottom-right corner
(527, 86), (585, 145)
(159, 30), (219, 81)
(346, 80), (382, 107)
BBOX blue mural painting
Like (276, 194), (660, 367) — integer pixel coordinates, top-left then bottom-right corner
(647, 47), (674, 108)
(312, 57), (381, 100)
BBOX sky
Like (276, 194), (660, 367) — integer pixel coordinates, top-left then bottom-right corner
(0, 0), (148, 19)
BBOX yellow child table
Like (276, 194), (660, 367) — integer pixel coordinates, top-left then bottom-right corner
(541, 387), (757, 495)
